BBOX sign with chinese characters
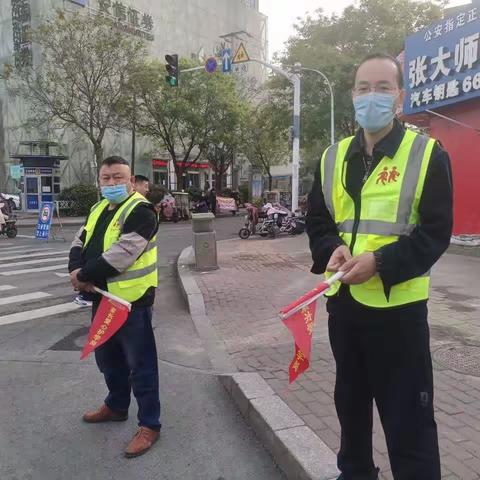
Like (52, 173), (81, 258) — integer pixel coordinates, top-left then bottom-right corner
(95, 0), (154, 41)
(403, 6), (480, 115)
(35, 202), (54, 240)
(11, 0), (32, 68)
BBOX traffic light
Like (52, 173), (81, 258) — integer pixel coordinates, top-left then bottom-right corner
(165, 54), (179, 87)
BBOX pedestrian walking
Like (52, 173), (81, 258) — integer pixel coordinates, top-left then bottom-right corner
(307, 53), (453, 480)
(68, 156), (161, 458)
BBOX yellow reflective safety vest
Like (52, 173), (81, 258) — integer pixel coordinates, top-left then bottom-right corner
(84, 192), (158, 303)
(321, 129), (436, 308)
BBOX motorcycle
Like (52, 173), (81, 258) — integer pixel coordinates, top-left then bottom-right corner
(0, 217), (18, 238)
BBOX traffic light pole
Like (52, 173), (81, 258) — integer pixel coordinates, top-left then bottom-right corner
(250, 58), (301, 212)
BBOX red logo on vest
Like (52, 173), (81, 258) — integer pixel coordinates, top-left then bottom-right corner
(377, 166), (400, 185)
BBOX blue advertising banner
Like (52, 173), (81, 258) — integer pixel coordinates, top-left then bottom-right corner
(403, 6), (480, 115)
(35, 202), (54, 240)
(68, 0), (88, 5)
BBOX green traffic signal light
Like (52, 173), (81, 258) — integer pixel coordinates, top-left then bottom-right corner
(165, 54), (179, 87)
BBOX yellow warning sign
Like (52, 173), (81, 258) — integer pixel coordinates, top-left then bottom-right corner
(232, 43), (250, 64)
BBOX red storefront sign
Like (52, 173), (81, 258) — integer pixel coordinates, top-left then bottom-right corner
(152, 159), (210, 169)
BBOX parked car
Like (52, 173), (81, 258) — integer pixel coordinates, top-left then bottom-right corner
(1, 193), (20, 210)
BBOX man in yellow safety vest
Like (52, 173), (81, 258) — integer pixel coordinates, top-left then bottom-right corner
(69, 156), (160, 458)
(307, 54), (453, 479)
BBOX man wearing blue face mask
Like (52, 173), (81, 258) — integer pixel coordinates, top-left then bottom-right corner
(307, 54), (453, 479)
(68, 156), (161, 458)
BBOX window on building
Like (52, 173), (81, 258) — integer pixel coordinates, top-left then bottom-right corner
(186, 173), (199, 188)
(153, 171), (168, 186)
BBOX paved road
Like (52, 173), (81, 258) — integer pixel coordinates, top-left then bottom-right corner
(0, 216), (285, 480)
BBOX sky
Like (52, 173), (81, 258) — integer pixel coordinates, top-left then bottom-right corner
(259, 0), (469, 59)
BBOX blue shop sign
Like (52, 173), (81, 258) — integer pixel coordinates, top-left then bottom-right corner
(403, 6), (480, 115)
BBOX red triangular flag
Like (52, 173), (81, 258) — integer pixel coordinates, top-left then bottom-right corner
(81, 296), (129, 359)
(282, 302), (317, 383)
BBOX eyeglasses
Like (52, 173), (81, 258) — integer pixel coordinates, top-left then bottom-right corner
(352, 84), (398, 96)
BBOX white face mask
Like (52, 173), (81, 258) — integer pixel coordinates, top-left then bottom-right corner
(353, 92), (397, 133)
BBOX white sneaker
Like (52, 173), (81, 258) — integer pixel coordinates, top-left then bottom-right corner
(74, 295), (92, 307)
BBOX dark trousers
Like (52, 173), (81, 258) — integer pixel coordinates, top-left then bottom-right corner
(94, 306), (161, 430)
(327, 294), (440, 480)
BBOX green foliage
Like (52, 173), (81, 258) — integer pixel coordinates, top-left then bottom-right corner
(133, 61), (248, 190)
(238, 184), (250, 204)
(58, 185), (98, 216)
(4, 11), (146, 169)
(186, 186), (203, 201)
(267, 0), (443, 168)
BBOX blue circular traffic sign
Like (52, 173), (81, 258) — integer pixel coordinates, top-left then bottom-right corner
(205, 57), (218, 74)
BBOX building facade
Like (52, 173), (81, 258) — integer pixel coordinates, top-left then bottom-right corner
(0, 0), (268, 204)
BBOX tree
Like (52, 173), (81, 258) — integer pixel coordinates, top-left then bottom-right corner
(205, 80), (250, 191)
(3, 11), (146, 170)
(268, 0), (443, 161)
(134, 62), (247, 190)
(243, 102), (289, 192)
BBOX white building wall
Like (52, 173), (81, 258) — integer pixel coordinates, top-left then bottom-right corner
(0, 0), (267, 191)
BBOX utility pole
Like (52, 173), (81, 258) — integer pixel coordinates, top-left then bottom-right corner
(249, 58), (302, 212)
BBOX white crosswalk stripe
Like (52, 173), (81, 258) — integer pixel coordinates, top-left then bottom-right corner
(0, 292), (51, 306)
(0, 242), (88, 327)
(0, 264), (68, 276)
(0, 303), (82, 327)
(0, 250), (70, 262)
(0, 256), (69, 269)
(0, 285), (16, 291)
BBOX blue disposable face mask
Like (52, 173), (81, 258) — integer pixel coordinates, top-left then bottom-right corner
(353, 92), (397, 133)
(101, 184), (129, 204)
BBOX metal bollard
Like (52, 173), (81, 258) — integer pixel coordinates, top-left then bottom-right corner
(191, 213), (218, 271)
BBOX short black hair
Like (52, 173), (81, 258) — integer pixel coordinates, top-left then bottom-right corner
(146, 186), (166, 204)
(354, 53), (404, 89)
(102, 156), (130, 167)
(135, 174), (149, 183)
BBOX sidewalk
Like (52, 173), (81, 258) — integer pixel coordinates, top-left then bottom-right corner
(192, 235), (480, 480)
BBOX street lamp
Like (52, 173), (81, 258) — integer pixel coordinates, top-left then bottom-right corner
(301, 67), (335, 145)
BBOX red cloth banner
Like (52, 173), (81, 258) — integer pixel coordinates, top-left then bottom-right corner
(80, 296), (129, 360)
(282, 302), (317, 383)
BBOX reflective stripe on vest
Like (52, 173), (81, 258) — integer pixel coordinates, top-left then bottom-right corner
(321, 129), (435, 308)
(83, 192), (158, 303)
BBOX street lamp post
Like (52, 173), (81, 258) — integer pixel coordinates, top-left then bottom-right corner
(301, 67), (335, 145)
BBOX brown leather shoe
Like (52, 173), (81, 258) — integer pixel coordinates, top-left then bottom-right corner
(82, 404), (128, 423)
(124, 427), (160, 458)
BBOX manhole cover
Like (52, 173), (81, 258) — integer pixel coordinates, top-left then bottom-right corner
(434, 345), (480, 377)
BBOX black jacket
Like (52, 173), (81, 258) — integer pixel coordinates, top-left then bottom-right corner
(307, 120), (453, 299)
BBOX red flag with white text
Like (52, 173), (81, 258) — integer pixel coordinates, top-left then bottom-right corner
(80, 294), (130, 360)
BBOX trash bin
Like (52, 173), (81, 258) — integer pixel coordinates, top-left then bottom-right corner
(191, 213), (218, 271)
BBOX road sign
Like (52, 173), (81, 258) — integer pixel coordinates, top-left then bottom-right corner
(205, 57), (218, 74)
(221, 48), (232, 73)
(35, 202), (54, 240)
(232, 43), (249, 64)
(9, 165), (21, 180)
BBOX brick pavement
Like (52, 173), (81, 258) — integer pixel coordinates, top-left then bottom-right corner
(195, 235), (480, 480)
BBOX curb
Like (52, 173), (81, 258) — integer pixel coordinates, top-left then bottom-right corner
(176, 245), (339, 480)
(17, 219), (86, 227)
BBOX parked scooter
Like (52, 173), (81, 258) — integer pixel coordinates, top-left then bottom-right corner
(0, 217), (18, 238)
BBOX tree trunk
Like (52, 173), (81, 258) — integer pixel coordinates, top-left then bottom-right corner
(93, 143), (104, 173)
(268, 172), (273, 191)
(131, 125), (136, 174)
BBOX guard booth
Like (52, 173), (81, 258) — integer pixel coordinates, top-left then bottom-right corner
(10, 141), (68, 211)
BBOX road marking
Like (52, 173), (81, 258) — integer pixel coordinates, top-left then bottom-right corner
(0, 264), (66, 276)
(0, 242), (14, 247)
(0, 291), (51, 306)
(0, 246), (55, 254)
(16, 234), (36, 239)
(0, 285), (16, 291)
(0, 256), (69, 268)
(0, 250), (69, 262)
(0, 302), (82, 326)
(55, 273), (71, 278)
